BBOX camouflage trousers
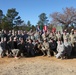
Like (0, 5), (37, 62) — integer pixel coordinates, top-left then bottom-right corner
(41, 48), (51, 56)
(11, 49), (20, 57)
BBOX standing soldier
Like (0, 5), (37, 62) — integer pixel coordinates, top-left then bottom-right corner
(70, 29), (76, 55)
(49, 32), (53, 39)
(73, 37), (76, 55)
(49, 32), (57, 41)
(0, 31), (2, 41)
(34, 31), (40, 41)
(56, 31), (62, 41)
(63, 29), (69, 42)
(70, 29), (75, 46)
(42, 31), (47, 41)
(30, 32), (35, 40)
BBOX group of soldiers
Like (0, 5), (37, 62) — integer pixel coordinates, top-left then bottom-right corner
(0, 29), (76, 59)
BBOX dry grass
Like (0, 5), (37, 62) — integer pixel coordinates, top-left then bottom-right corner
(0, 56), (76, 75)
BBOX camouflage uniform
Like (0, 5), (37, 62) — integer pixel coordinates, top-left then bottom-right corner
(63, 33), (69, 42)
(69, 30), (75, 46)
(64, 39), (72, 57)
(55, 41), (65, 59)
(41, 39), (50, 56)
(49, 32), (57, 41)
(70, 29), (76, 55)
(73, 39), (76, 55)
(0, 44), (3, 57)
(56, 32), (62, 41)
(42, 32), (46, 41)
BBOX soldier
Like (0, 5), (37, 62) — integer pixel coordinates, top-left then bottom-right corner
(48, 32), (53, 39)
(49, 32), (57, 41)
(63, 29), (69, 42)
(55, 39), (65, 59)
(70, 29), (75, 46)
(0, 43), (3, 58)
(0, 37), (8, 58)
(41, 39), (51, 57)
(70, 29), (75, 55)
(56, 31), (62, 41)
(73, 37), (76, 55)
(34, 31), (40, 40)
(17, 38), (26, 57)
(37, 41), (43, 55)
(64, 38), (72, 58)
(0, 38), (3, 57)
(34, 40), (42, 55)
(49, 38), (57, 56)
(42, 31), (46, 41)
(23, 31), (28, 41)
(17, 30), (22, 39)
(8, 30), (12, 40)
(11, 37), (20, 59)
(27, 39), (35, 57)
(7, 37), (14, 57)
(0, 30), (1, 41)
(30, 32), (35, 40)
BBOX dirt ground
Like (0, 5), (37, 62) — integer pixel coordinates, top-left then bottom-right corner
(0, 56), (76, 75)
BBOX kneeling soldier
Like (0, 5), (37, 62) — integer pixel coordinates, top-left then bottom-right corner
(41, 39), (51, 57)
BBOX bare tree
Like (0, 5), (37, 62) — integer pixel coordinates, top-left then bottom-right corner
(50, 7), (76, 30)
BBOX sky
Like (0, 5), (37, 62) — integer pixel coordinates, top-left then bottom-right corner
(0, 0), (76, 25)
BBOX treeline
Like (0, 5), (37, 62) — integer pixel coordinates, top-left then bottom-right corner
(0, 7), (76, 31)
